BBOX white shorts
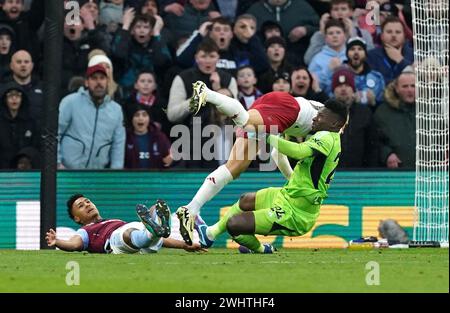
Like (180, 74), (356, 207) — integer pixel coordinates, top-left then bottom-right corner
(108, 222), (163, 254)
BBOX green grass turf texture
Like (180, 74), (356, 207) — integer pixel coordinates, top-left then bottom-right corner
(0, 248), (448, 293)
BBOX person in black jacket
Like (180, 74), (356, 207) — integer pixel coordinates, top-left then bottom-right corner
(0, 0), (44, 65)
(0, 81), (39, 169)
(331, 67), (379, 168)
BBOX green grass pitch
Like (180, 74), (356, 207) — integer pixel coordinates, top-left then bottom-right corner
(0, 249), (448, 293)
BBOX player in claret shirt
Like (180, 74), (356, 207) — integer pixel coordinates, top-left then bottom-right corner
(45, 194), (205, 254)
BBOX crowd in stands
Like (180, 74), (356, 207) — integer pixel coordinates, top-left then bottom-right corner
(0, 0), (419, 171)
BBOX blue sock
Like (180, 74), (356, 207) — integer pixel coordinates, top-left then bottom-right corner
(130, 230), (152, 248)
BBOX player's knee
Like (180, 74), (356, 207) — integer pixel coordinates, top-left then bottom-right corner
(239, 193), (255, 211)
(226, 216), (241, 237)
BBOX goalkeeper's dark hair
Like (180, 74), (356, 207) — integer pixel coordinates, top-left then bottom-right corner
(67, 193), (84, 221)
(324, 99), (349, 126)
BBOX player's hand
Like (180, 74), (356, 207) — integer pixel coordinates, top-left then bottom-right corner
(184, 243), (208, 252)
(45, 229), (57, 247)
(164, 3), (185, 16)
(387, 153), (402, 168)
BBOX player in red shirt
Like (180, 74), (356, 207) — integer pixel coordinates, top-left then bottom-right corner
(177, 81), (326, 245)
(45, 194), (205, 253)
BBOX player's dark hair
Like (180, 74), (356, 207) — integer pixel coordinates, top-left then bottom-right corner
(324, 99), (349, 126)
(67, 193), (84, 221)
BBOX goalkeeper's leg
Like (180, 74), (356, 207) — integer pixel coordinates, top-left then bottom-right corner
(206, 188), (281, 241)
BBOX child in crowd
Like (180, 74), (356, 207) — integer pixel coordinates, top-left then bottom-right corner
(236, 65), (262, 109)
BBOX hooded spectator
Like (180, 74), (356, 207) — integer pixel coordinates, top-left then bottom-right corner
(0, 81), (39, 168)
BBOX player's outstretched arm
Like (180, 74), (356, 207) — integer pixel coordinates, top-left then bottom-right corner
(45, 229), (83, 252)
(267, 135), (315, 161)
(162, 238), (207, 252)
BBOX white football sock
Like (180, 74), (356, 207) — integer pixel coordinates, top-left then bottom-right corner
(186, 165), (234, 215)
(205, 88), (249, 127)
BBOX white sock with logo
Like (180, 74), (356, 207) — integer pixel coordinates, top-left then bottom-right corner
(205, 88), (249, 127)
(186, 165), (234, 215)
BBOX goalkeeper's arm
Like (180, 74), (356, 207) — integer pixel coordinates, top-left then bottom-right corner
(267, 135), (315, 161)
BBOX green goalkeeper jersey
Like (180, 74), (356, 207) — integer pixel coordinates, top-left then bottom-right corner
(267, 131), (341, 201)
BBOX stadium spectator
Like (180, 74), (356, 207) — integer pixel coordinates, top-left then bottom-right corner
(124, 104), (172, 169)
(236, 65), (262, 110)
(99, 0), (124, 34)
(0, 82), (39, 169)
(367, 16), (413, 84)
(139, 0), (174, 49)
(246, 0), (320, 66)
(356, 0), (413, 47)
(374, 67), (415, 169)
(122, 70), (170, 134)
(271, 70), (291, 92)
(62, 12), (110, 93)
(257, 36), (293, 94)
(87, 50), (123, 101)
(11, 145), (39, 170)
(0, 0), (44, 63)
(331, 67), (378, 167)
(167, 39), (237, 124)
(304, 0), (374, 65)
(0, 23), (15, 81)
(345, 36), (385, 108)
(177, 16), (268, 76)
(57, 64), (125, 169)
(259, 20), (283, 42)
(290, 66), (329, 103)
(77, 0), (112, 53)
(167, 39), (237, 168)
(7, 50), (43, 127)
(164, 0), (220, 40)
(45, 195), (205, 253)
(111, 12), (172, 94)
(231, 14), (269, 75)
(308, 19), (347, 94)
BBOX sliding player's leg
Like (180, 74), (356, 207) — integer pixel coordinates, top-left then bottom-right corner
(176, 137), (259, 245)
(197, 188), (279, 251)
(190, 81), (299, 135)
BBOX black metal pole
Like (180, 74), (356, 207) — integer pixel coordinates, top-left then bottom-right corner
(40, 0), (63, 249)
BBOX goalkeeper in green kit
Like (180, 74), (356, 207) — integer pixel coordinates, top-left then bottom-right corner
(195, 99), (349, 253)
